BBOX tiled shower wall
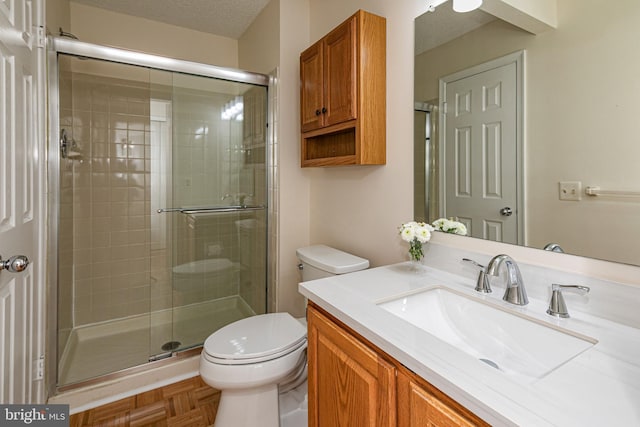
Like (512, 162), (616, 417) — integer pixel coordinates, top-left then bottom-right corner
(58, 58), (268, 333)
(57, 59), (74, 357)
(61, 65), (157, 327)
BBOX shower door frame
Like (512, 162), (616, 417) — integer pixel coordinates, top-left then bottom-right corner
(46, 37), (275, 397)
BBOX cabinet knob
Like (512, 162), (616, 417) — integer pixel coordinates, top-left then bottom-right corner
(321, 107), (327, 114)
(315, 109), (321, 116)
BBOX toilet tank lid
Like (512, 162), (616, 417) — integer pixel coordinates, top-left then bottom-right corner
(296, 244), (369, 275)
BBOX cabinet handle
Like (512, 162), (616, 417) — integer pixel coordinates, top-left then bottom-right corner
(315, 109), (321, 116)
(321, 107), (327, 114)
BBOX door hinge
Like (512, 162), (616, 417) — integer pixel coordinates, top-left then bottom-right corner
(36, 26), (46, 49)
(33, 355), (45, 380)
(442, 102), (448, 114)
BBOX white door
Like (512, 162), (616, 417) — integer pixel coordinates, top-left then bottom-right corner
(441, 55), (522, 244)
(0, 0), (46, 403)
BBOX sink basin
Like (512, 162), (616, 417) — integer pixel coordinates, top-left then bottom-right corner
(378, 287), (596, 382)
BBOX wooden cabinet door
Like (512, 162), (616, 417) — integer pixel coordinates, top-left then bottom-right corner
(323, 16), (357, 127)
(397, 368), (488, 427)
(307, 306), (396, 427)
(300, 40), (325, 132)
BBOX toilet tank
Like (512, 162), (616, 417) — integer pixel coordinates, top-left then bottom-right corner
(296, 245), (369, 281)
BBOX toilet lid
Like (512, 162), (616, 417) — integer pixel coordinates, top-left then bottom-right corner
(204, 313), (306, 363)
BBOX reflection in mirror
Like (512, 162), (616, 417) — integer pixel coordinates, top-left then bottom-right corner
(414, 0), (640, 266)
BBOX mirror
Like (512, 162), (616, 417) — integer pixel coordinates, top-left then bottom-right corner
(414, 0), (640, 266)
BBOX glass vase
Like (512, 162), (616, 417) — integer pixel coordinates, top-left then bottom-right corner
(408, 253), (425, 273)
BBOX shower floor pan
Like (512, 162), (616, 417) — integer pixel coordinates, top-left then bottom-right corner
(58, 295), (254, 387)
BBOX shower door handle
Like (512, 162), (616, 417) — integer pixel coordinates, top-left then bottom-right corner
(0, 255), (30, 273)
(157, 205), (266, 214)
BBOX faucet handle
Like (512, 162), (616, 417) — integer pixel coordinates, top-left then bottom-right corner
(462, 258), (492, 294)
(546, 284), (590, 318)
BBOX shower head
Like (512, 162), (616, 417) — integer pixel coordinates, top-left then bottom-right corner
(60, 129), (82, 160)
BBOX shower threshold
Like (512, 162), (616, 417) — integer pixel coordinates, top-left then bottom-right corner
(57, 295), (254, 388)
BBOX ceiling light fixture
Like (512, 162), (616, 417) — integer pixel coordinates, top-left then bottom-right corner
(426, 0), (448, 12)
(452, 0), (483, 13)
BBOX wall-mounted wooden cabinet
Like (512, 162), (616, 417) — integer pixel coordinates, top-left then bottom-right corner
(307, 304), (490, 427)
(300, 10), (386, 167)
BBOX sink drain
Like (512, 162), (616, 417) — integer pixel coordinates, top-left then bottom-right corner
(479, 358), (500, 370)
(161, 341), (181, 352)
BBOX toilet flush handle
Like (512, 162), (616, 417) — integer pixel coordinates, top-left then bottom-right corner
(297, 263), (304, 270)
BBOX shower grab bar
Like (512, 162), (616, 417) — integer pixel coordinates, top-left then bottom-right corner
(585, 187), (640, 197)
(157, 205), (265, 214)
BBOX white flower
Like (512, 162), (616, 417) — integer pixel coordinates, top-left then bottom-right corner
(399, 223), (416, 242)
(415, 224), (433, 243)
(399, 220), (433, 261)
(399, 221), (434, 243)
(432, 218), (468, 236)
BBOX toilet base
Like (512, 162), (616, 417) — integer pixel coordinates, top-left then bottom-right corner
(280, 378), (308, 427)
(214, 384), (279, 427)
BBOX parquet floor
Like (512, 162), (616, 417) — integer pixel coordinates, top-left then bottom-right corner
(69, 376), (220, 427)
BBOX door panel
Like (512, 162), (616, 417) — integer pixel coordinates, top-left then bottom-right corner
(324, 18), (357, 127)
(444, 61), (518, 244)
(0, 0), (44, 404)
(300, 41), (324, 132)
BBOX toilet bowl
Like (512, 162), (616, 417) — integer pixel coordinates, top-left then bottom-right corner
(200, 312), (307, 427)
(199, 245), (369, 427)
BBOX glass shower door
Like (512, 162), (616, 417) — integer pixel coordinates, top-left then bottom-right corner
(56, 54), (157, 385)
(55, 50), (269, 386)
(149, 73), (269, 356)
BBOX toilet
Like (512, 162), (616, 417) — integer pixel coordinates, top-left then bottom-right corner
(199, 244), (369, 427)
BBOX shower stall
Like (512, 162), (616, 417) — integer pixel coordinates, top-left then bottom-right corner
(47, 38), (273, 390)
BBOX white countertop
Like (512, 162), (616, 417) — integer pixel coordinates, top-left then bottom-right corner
(298, 262), (640, 426)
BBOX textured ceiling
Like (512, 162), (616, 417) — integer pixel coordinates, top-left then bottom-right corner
(415, 4), (495, 55)
(71, 0), (271, 39)
(72, 0), (493, 53)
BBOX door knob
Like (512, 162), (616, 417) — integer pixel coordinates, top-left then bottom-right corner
(500, 207), (513, 216)
(0, 255), (30, 273)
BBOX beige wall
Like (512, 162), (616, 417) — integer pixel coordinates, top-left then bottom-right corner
(69, 2), (238, 67)
(415, 0), (640, 265)
(272, 0), (313, 316)
(46, 0), (71, 36)
(238, 0), (279, 74)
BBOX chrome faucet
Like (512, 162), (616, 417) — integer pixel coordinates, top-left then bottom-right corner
(221, 192), (252, 207)
(462, 258), (492, 293)
(543, 243), (565, 253)
(546, 284), (590, 318)
(486, 254), (529, 306)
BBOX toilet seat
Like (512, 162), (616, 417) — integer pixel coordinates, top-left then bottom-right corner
(203, 313), (307, 365)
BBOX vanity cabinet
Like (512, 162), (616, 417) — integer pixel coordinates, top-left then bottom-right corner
(307, 304), (396, 426)
(397, 366), (487, 427)
(307, 304), (489, 427)
(299, 10), (386, 167)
